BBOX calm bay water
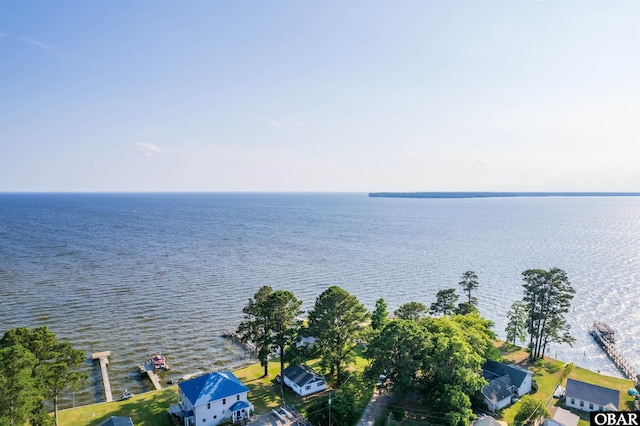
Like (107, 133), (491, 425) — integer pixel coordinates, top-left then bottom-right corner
(1, 193), (639, 408)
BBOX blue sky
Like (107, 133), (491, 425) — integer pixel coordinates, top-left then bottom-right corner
(1, 1), (638, 192)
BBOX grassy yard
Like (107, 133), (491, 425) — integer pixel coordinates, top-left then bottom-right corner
(57, 386), (177, 426)
(493, 342), (636, 426)
(58, 354), (373, 426)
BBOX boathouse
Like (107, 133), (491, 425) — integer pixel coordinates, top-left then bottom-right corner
(171, 371), (254, 426)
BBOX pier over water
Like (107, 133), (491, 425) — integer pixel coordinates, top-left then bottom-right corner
(91, 351), (113, 403)
(590, 322), (639, 385)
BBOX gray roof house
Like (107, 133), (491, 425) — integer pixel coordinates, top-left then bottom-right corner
(481, 360), (533, 413)
(282, 364), (327, 397)
(543, 407), (580, 426)
(98, 417), (134, 426)
(565, 379), (619, 412)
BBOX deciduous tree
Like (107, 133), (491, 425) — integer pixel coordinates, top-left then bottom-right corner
(505, 301), (527, 346)
(365, 319), (430, 398)
(307, 286), (368, 384)
(514, 395), (549, 425)
(393, 301), (428, 321)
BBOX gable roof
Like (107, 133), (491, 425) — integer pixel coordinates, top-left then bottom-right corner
(98, 417), (134, 426)
(483, 360), (531, 388)
(482, 374), (514, 404)
(552, 407), (580, 426)
(565, 379), (619, 409)
(179, 371), (249, 407)
(283, 364), (324, 387)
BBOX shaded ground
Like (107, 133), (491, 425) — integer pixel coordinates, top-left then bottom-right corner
(357, 389), (395, 426)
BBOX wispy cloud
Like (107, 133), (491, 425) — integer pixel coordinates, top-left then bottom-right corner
(135, 141), (165, 157)
(0, 32), (55, 51)
(269, 119), (281, 128)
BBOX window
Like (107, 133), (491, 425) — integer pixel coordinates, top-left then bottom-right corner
(223, 398), (226, 405)
(318, 381), (325, 387)
(202, 419), (205, 423)
(579, 401), (584, 407)
(214, 415), (217, 419)
(207, 403), (210, 409)
(589, 403), (593, 410)
(305, 385), (311, 391)
(571, 398), (575, 404)
(237, 395), (240, 401)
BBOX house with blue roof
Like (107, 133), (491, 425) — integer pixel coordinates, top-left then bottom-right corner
(173, 371), (253, 426)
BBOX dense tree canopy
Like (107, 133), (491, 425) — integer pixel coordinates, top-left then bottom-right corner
(521, 268), (575, 359)
(0, 327), (86, 426)
(237, 286), (302, 382)
(393, 301), (428, 321)
(429, 288), (459, 316)
(307, 286), (368, 384)
(365, 312), (496, 426)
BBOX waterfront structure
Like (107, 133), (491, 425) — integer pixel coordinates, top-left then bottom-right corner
(171, 371), (253, 426)
(565, 378), (619, 412)
(481, 360), (533, 413)
(282, 364), (327, 397)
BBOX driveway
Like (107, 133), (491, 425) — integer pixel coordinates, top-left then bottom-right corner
(358, 389), (394, 426)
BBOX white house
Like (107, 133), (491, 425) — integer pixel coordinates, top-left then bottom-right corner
(175, 371), (254, 426)
(283, 364), (327, 397)
(565, 378), (619, 412)
(481, 360), (533, 413)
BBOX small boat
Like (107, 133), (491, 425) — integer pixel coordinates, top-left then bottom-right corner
(150, 354), (169, 370)
(119, 390), (133, 401)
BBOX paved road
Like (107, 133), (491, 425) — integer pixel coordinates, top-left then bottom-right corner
(358, 389), (394, 426)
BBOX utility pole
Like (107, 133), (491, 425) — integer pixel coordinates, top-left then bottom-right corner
(328, 394), (331, 426)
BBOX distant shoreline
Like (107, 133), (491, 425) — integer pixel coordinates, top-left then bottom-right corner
(368, 192), (640, 199)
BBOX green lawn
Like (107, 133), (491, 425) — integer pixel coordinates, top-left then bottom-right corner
(57, 386), (177, 426)
(58, 355), (373, 426)
(493, 342), (636, 426)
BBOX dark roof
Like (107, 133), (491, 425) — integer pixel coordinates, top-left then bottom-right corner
(179, 371), (249, 407)
(483, 360), (531, 388)
(98, 417), (134, 426)
(565, 379), (619, 409)
(283, 364), (324, 387)
(482, 374), (514, 404)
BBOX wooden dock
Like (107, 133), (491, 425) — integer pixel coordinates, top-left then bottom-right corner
(221, 329), (257, 353)
(138, 362), (162, 391)
(91, 351), (113, 403)
(590, 321), (639, 385)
